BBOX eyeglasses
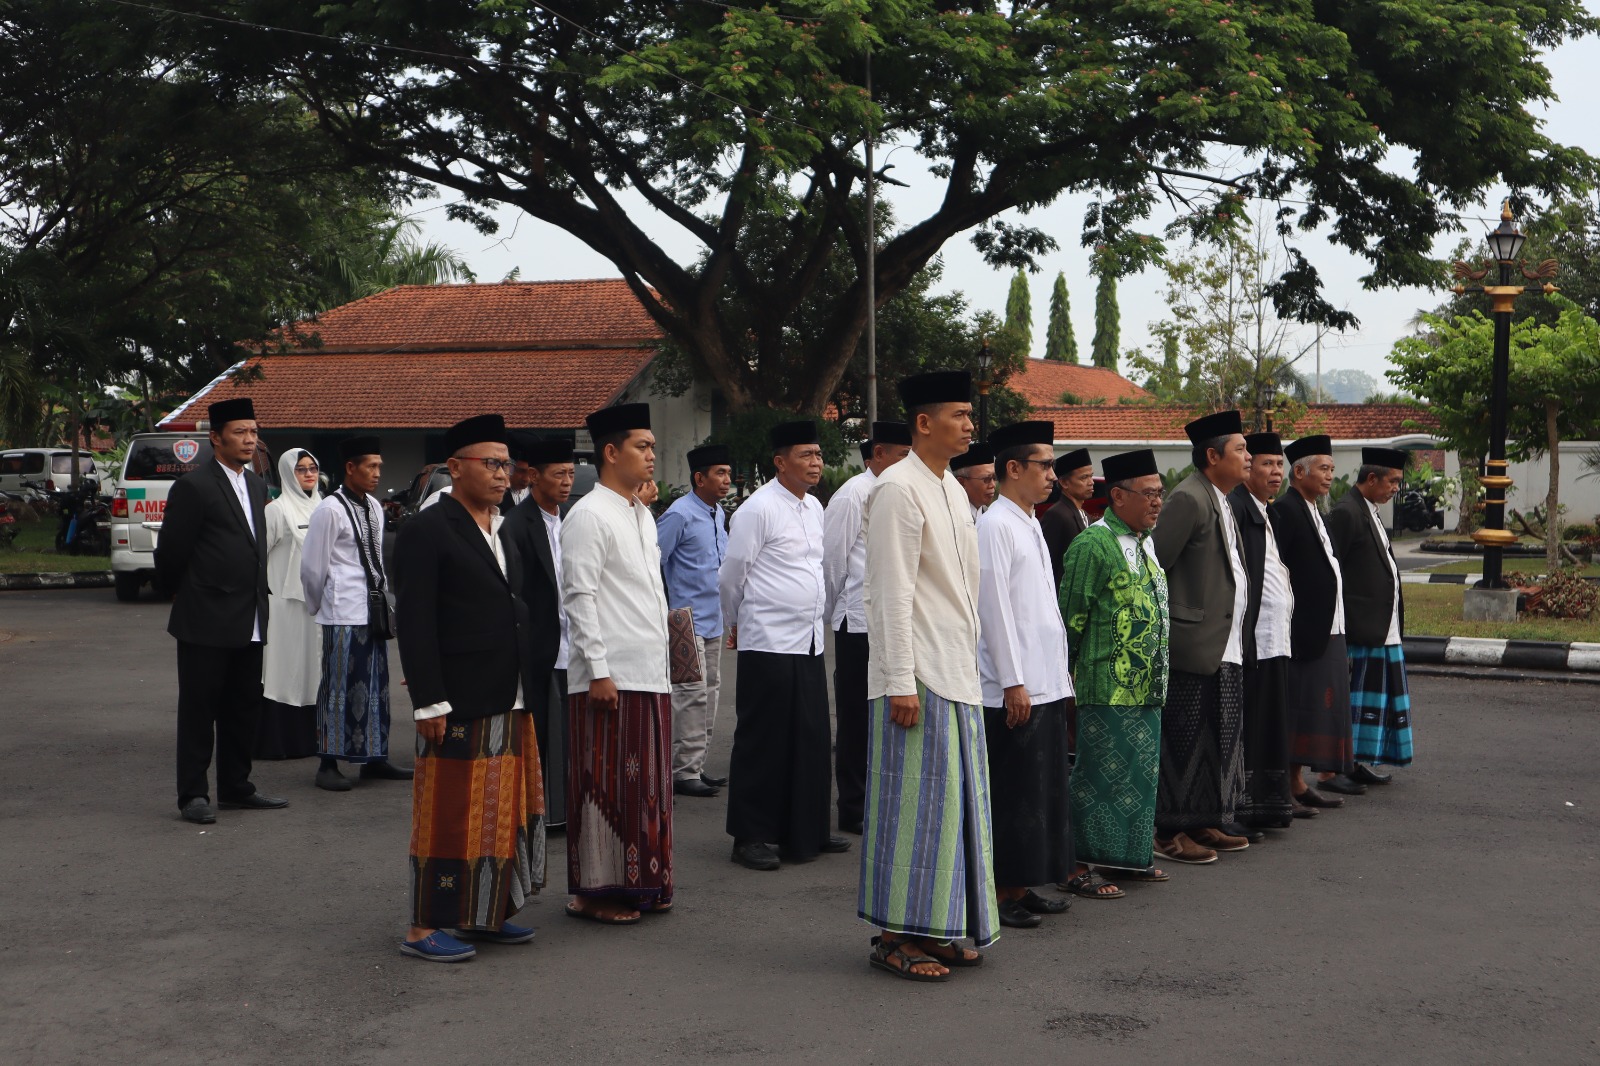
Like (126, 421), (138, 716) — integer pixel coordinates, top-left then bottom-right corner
(1112, 487), (1165, 503)
(957, 473), (997, 485)
(294, 463), (319, 473)
(462, 457), (516, 475)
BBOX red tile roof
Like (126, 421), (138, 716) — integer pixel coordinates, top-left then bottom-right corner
(1009, 359), (1151, 405)
(1037, 403), (1439, 443)
(271, 280), (662, 353)
(164, 348), (654, 430)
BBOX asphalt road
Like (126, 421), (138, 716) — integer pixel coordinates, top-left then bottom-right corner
(2, 590), (1596, 1065)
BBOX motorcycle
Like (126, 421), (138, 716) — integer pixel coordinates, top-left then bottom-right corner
(21, 478), (112, 556)
(0, 490), (25, 549)
(1395, 487), (1444, 533)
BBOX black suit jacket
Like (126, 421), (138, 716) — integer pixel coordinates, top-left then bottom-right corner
(1227, 485), (1269, 667)
(1269, 489), (1340, 661)
(1039, 500), (1088, 592)
(1324, 489), (1404, 647)
(500, 497), (563, 673)
(156, 461), (270, 648)
(393, 493), (546, 722)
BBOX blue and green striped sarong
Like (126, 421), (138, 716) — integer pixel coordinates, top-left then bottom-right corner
(857, 685), (999, 947)
(1349, 643), (1413, 767)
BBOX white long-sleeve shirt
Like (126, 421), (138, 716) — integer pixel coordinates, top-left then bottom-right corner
(1249, 494), (1295, 661)
(218, 461), (261, 641)
(1302, 493), (1346, 636)
(720, 478), (826, 656)
(540, 505), (570, 669)
(977, 495), (1073, 707)
(300, 489), (387, 627)
(864, 450), (982, 705)
(1365, 497), (1403, 645)
(1210, 482), (1250, 667)
(822, 468), (876, 633)
(560, 484), (670, 694)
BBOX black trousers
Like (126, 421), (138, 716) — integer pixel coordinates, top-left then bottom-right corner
(832, 623), (870, 828)
(176, 640), (263, 807)
(542, 668), (568, 828)
(725, 649), (832, 859)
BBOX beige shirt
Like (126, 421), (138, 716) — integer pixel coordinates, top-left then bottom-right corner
(864, 450), (982, 705)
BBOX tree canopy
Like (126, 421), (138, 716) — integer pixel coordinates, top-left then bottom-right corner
(162, 0), (1598, 414)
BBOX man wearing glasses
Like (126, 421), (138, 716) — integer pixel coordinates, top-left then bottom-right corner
(951, 443), (997, 523)
(393, 414), (550, 962)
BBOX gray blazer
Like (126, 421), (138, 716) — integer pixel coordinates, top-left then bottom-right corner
(1152, 470), (1240, 676)
(1324, 489), (1403, 647)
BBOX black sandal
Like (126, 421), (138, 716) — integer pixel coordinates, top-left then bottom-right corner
(869, 936), (950, 982)
(1104, 865), (1169, 883)
(1061, 871), (1125, 899)
(913, 936), (984, 967)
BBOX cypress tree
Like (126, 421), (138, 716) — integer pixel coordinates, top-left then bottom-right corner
(1044, 271), (1077, 363)
(1091, 255), (1119, 370)
(1004, 268), (1032, 356)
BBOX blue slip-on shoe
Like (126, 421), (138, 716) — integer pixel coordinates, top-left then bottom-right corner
(400, 930), (477, 963)
(457, 921), (536, 945)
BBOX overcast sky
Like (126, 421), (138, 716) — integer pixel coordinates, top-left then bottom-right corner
(416, 27), (1600, 394)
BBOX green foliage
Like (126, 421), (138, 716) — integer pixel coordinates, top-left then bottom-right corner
(1091, 255), (1120, 371)
(1044, 273), (1077, 364)
(1328, 474), (1353, 506)
(1506, 566), (1598, 619)
(649, 481), (685, 519)
(1005, 269), (1033, 358)
(1161, 465), (1195, 493)
(184, 0), (1600, 415)
(698, 409), (848, 488)
(1058, 392), (1105, 407)
(814, 466), (857, 507)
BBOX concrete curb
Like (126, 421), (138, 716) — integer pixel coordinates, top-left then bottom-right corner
(0, 571), (113, 591)
(1404, 634), (1600, 673)
(1402, 572), (1600, 585)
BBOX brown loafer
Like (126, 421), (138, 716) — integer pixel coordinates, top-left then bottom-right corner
(1290, 801), (1320, 819)
(1153, 832), (1217, 865)
(1189, 826), (1249, 852)
(1295, 787), (1343, 809)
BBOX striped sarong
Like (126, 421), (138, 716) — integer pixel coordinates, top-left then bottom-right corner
(409, 710), (547, 931)
(1070, 704), (1160, 871)
(567, 691), (673, 906)
(1349, 644), (1414, 766)
(857, 685), (999, 948)
(315, 624), (389, 762)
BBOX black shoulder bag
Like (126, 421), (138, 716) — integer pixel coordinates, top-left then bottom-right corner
(335, 491), (394, 640)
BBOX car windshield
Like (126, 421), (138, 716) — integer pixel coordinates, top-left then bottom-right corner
(124, 436), (214, 481)
(51, 455), (96, 476)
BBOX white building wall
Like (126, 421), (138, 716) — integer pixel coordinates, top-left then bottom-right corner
(615, 365), (715, 490)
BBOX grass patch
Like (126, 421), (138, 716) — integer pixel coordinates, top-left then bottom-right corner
(1418, 559), (1600, 576)
(0, 518), (111, 574)
(1405, 584), (1600, 642)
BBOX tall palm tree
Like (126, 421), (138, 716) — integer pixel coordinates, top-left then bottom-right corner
(318, 213), (476, 307)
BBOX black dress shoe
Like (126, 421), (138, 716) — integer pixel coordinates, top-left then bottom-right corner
(360, 760), (414, 780)
(820, 836), (851, 854)
(839, 819), (864, 835)
(1290, 802), (1320, 819)
(1318, 774), (1368, 796)
(1019, 889), (1071, 915)
(179, 798), (216, 824)
(700, 772), (728, 788)
(1222, 822), (1266, 843)
(998, 898), (1043, 928)
(730, 842), (780, 871)
(1350, 762), (1392, 786)
(316, 765), (352, 791)
(218, 792), (289, 810)
(673, 777), (720, 798)
(1294, 787), (1343, 809)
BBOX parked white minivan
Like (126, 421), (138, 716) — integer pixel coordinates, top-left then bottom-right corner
(0, 448), (102, 495)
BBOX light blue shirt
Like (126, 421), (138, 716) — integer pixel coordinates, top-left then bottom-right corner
(657, 490), (729, 638)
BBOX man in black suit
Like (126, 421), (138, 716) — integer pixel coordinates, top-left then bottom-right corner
(155, 397), (289, 824)
(1039, 447), (1094, 592)
(500, 436), (573, 829)
(394, 414), (551, 963)
(1227, 432), (1295, 832)
(500, 431), (536, 513)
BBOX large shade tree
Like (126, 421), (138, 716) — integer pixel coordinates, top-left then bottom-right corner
(134, 1), (1600, 415)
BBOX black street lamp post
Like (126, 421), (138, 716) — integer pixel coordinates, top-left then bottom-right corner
(976, 339), (993, 442)
(1452, 201), (1559, 591)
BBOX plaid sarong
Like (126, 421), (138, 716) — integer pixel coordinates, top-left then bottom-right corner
(1349, 644), (1414, 767)
(409, 710), (546, 931)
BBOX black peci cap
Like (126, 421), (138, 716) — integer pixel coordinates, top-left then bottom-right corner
(338, 435), (381, 463)
(1184, 409), (1244, 444)
(526, 437), (575, 465)
(1101, 449), (1160, 483)
(1284, 435), (1333, 464)
(987, 420), (1056, 451)
(950, 443), (995, 471)
(1244, 432), (1282, 456)
(1054, 447), (1092, 477)
(585, 402), (651, 440)
(1361, 446), (1409, 470)
(898, 370), (972, 409)
(687, 444), (732, 470)
(207, 397), (255, 429)
(445, 414), (508, 456)
(871, 421), (912, 446)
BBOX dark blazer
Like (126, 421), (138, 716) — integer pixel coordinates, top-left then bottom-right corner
(1227, 484), (1269, 667)
(393, 492), (546, 722)
(1039, 500), (1089, 592)
(500, 497), (563, 672)
(155, 461), (270, 647)
(1268, 489), (1340, 661)
(1324, 489), (1403, 647)
(1152, 470), (1239, 676)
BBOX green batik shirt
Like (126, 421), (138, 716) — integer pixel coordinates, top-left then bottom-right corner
(1058, 511), (1170, 706)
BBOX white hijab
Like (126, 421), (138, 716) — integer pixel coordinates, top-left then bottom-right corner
(266, 448), (322, 600)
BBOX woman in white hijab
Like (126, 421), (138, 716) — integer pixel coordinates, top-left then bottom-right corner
(257, 448), (324, 759)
